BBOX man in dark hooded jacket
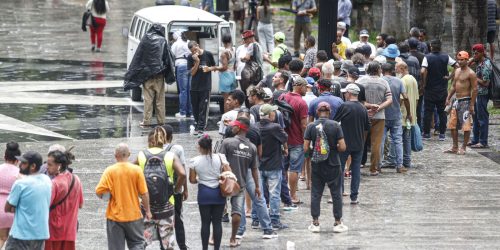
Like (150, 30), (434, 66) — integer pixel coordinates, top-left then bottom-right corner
(124, 23), (175, 127)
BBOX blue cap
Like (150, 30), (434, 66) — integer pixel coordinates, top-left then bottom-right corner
(304, 77), (315, 86)
(382, 44), (400, 58)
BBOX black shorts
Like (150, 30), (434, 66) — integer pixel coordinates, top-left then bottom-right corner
(487, 30), (496, 44)
(233, 10), (245, 21)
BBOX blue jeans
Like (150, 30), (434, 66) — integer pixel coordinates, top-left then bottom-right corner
(260, 169), (281, 224)
(381, 119), (403, 167)
(340, 150), (363, 201)
(402, 127), (411, 167)
(239, 169), (272, 234)
(472, 95), (489, 145)
(176, 64), (192, 116)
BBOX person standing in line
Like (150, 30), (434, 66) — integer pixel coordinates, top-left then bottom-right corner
(219, 117), (277, 247)
(263, 32), (288, 73)
(45, 150), (83, 250)
(408, 38), (425, 128)
(189, 135), (228, 250)
(350, 30), (377, 58)
(136, 127), (186, 249)
(124, 24), (175, 127)
(444, 51), (477, 155)
(337, 0), (352, 38)
(256, 0), (276, 54)
(232, 0), (246, 33)
(292, 0), (317, 57)
(409, 27), (428, 54)
(188, 41), (216, 135)
(335, 85), (369, 204)
(171, 30), (193, 119)
(469, 44), (492, 149)
(420, 39), (457, 140)
(203, 34), (236, 113)
(336, 22), (352, 47)
(240, 30), (264, 106)
(300, 36), (317, 76)
(308, 79), (344, 121)
(357, 61), (393, 176)
(282, 77), (309, 204)
(4, 151), (52, 250)
(248, 86), (268, 121)
(162, 124), (189, 250)
(0, 142), (20, 249)
(86, 0), (109, 52)
(396, 61), (419, 168)
(380, 63), (411, 173)
(95, 143), (152, 250)
(258, 104), (289, 228)
(304, 102), (348, 233)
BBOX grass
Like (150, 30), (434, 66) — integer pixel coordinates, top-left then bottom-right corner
(488, 105), (500, 115)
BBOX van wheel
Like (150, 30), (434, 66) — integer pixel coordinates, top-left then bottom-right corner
(131, 87), (142, 102)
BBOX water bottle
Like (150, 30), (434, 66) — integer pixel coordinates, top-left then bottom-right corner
(286, 241), (295, 250)
(189, 125), (195, 135)
(406, 120), (411, 130)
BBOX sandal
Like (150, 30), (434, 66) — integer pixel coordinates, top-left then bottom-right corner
(470, 143), (489, 148)
(443, 148), (458, 154)
(457, 148), (466, 155)
(229, 241), (241, 247)
(292, 199), (303, 204)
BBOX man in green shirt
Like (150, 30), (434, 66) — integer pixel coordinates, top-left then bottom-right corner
(264, 32), (289, 72)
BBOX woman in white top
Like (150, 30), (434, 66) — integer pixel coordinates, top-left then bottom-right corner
(171, 31), (193, 118)
(86, 0), (110, 52)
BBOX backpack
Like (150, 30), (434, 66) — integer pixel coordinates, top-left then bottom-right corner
(277, 44), (291, 59)
(488, 59), (500, 100)
(311, 122), (330, 163)
(241, 43), (264, 86)
(275, 94), (294, 129)
(143, 150), (174, 219)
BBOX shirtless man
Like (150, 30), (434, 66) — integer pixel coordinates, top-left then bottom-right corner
(445, 51), (477, 155)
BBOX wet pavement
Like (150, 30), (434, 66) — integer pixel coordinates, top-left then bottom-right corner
(0, 0), (499, 249)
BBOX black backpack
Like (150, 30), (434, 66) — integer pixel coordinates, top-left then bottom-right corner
(143, 150), (173, 219)
(275, 94), (294, 129)
(488, 59), (500, 100)
(277, 44), (291, 59)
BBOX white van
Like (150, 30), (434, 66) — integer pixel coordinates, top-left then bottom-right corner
(126, 5), (236, 111)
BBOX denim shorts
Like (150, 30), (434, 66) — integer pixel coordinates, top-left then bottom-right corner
(230, 188), (245, 216)
(288, 145), (304, 173)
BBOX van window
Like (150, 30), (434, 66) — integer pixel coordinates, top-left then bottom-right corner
(136, 20), (143, 40)
(130, 16), (138, 37)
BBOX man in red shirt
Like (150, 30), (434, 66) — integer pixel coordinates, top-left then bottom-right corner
(282, 77), (309, 204)
(45, 150), (83, 250)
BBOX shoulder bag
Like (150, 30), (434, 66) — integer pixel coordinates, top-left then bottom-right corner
(218, 154), (240, 197)
(50, 174), (75, 211)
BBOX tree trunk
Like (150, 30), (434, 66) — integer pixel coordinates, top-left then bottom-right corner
(451, 0), (488, 53)
(411, 0), (446, 40)
(381, 0), (410, 41)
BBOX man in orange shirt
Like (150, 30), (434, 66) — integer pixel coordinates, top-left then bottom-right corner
(95, 143), (151, 250)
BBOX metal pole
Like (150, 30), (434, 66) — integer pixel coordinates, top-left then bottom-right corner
(215, 0), (230, 21)
(318, 0), (338, 59)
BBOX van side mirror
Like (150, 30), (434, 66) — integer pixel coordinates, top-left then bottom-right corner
(122, 27), (129, 38)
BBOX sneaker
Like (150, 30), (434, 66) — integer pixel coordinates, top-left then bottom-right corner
(235, 232), (244, 239)
(222, 213), (230, 223)
(283, 204), (298, 211)
(333, 222), (348, 233)
(96, 48), (101, 53)
(91, 46), (95, 52)
(272, 222), (289, 230)
(251, 220), (260, 229)
(175, 113), (186, 118)
(439, 134), (446, 141)
(262, 230), (278, 239)
(308, 223), (320, 233)
(396, 166), (408, 173)
(422, 134), (431, 140)
(370, 171), (379, 176)
(350, 199), (359, 205)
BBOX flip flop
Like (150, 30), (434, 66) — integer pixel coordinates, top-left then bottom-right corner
(443, 148), (458, 154)
(292, 199), (303, 204)
(471, 143), (489, 148)
(229, 241), (241, 247)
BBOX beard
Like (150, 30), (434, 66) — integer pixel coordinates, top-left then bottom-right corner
(19, 166), (30, 175)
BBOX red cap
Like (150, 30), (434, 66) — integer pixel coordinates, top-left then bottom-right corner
(241, 30), (255, 39)
(308, 67), (321, 79)
(456, 51), (469, 60)
(472, 44), (485, 53)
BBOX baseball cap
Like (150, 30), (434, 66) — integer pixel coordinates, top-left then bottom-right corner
(457, 51), (469, 60)
(316, 102), (331, 113)
(308, 67), (321, 80)
(382, 44), (400, 59)
(341, 83), (361, 95)
(229, 117), (250, 131)
(259, 104), (278, 116)
(472, 44), (485, 53)
(16, 151), (43, 168)
(242, 30), (255, 39)
(304, 77), (315, 86)
(359, 29), (369, 37)
(347, 65), (360, 78)
(292, 77), (308, 87)
(274, 32), (285, 42)
(337, 22), (347, 30)
(263, 87), (273, 100)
